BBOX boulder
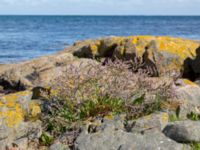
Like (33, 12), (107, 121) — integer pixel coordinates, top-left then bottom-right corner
(163, 120), (200, 143)
(182, 46), (200, 81)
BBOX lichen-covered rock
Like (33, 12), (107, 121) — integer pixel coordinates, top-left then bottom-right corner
(163, 120), (200, 143)
(72, 36), (200, 76)
(0, 91), (42, 150)
(0, 91), (33, 127)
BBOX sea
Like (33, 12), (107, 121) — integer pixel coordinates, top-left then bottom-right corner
(0, 15), (200, 63)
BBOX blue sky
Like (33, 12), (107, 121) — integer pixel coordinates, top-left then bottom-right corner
(0, 0), (199, 15)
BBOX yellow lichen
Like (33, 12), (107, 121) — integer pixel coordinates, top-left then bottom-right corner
(0, 91), (32, 128)
(29, 102), (41, 118)
(0, 101), (4, 107)
(143, 114), (152, 120)
(90, 44), (99, 56)
(183, 79), (198, 86)
(161, 113), (169, 123)
(0, 103), (24, 128)
(84, 36), (199, 65)
(6, 101), (16, 108)
(0, 91), (32, 102)
(104, 114), (114, 120)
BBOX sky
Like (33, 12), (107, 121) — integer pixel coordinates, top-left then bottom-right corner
(0, 0), (200, 15)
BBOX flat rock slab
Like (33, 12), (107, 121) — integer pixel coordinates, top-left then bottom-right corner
(75, 128), (186, 150)
(75, 114), (186, 150)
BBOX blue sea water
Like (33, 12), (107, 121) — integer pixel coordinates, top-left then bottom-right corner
(0, 15), (200, 63)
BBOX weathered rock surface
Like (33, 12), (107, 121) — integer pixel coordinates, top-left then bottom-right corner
(0, 91), (42, 150)
(0, 52), (98, 92)
(50, 142), (70, 150)
(75, 114), (186, 150)
(128, 112), (169, 133)
(163, 120), (200, 143)
(175, 79), (200, 118)
(0, 53), (74, 91)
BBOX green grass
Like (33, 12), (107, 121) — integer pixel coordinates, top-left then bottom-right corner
(42, 96), (126, 139)
(169, 113), (180, 122)
(41, 93), (163, 141)
(79, 96), (125, 118)
(40, 132), (54, 146)
(191, 143), (200, 150)
(187, 112), (200, 121)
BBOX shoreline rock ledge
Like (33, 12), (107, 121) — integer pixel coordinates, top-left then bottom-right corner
(0, 36), (200, 90)
(0, 36), (200, 150)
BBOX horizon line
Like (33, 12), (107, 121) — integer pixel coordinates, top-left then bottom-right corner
(0, 14), (200, 17)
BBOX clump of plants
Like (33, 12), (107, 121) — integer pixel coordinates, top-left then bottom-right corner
(190, 142), (200, 150)
(40, 59), (175, 146)
(187, 112), (200, 121)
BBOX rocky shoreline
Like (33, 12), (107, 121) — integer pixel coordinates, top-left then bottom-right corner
(1, 36), (200, 150)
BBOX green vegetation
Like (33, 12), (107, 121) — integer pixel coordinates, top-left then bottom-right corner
(42, 92), (165, 138)
(187, 112), (200, 121)
(169, 113), (180, 122)
(40, 132), (54, 146)
(40, 60), (174, 146)
(190, 143), (200, 150)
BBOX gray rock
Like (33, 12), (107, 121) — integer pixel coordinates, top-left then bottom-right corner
(163, 120), (200, 143)
(175, 82), (200, 118)
(0, 121), (42, 150)
(128, 112), (169, 133)
(195, 80), (200, 86)
(50, 142), (70, 150)
(75, 115), (185, 150)
(13, 138), (28, 150)
(0, 52), (96, 89)
(75, 128), (185, 150)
